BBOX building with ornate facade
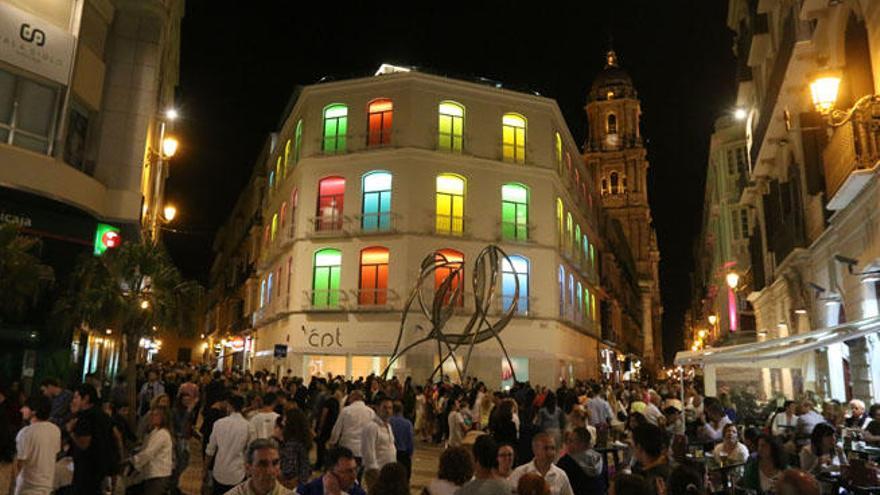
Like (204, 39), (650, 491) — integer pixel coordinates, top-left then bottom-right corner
(0, 0), (183, 382)
(585, 51), (663, 369)
(681, 0), (880, 403)
(206, 64), (654, 386)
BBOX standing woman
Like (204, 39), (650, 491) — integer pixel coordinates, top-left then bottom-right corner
(279, 408), (313, 488)
(535, 392), (565, 449)
(314, 384), (341, 470)
(414, 386), (426, 441)
(128, 406), (173, 495)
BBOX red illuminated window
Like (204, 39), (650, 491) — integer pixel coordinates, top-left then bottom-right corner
(434, 249), (464, 306)
(359, 246), (389, 305)
(315, 177), (345, 231)
(367, 99), (393, 146)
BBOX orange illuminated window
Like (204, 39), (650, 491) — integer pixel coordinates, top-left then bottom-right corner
(359, 246), (389, 305)
(434, 249), (464, 306)
(367, 99), (393, 146)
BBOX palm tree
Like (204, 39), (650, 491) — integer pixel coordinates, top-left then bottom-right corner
(0, 224), (54, 324)
(58, 240), (201, 419)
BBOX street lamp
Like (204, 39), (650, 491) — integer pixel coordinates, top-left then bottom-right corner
(708, 314), (717, 326)
(163, 204), (177, 223)
(726, 271), (740, 290)
(149, 108), (179, 243)
(733, 108), (747, 121)
(162, 136), (179, 158)
(809, 71), (880, 127)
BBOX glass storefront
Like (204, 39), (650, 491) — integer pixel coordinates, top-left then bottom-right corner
(304, 354), (396, 380)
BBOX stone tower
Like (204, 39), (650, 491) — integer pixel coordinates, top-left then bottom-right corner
(584, 50), (663, 367)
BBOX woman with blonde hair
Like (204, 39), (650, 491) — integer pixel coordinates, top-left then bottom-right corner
(127, 406), (173, 495)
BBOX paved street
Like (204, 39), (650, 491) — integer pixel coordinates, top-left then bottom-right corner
(0, 439), (444, 494)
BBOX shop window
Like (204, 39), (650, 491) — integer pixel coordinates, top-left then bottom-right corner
(435, 249), (464, 306)
(436, 174), (465, 235)
(0, 68), (59, 154)
(502, 113), (526, 163)
(312, 248), (342, 308)
(367, 99), (393, 146)
(502, 255), (529, 314)
(294, 119), (303, 164)
(362, 171), (392, 231)
(501, 183), (529, 241)
(322, 104), (347, 153)
(359, 246), (389, 305)
(315, 176), (345, 231)
(438, 101), (464, 152)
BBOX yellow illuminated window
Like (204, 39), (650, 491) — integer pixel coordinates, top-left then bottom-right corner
(436, 174), (465, 235)
(502, 113), (526, 163)
(555, 132), (562, 171)
(438, 101), (464, 152)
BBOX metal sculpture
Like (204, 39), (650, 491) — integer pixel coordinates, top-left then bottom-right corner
(381, 245), (520, 383)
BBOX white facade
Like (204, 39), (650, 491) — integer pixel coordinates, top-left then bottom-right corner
(248, 69), (607, 387)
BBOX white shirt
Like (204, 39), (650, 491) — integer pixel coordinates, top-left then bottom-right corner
(248, 410), (280, 440)
(133, 427), (173, 480)
(703, 415), (731, 442)
(713, 441), (750, 465)
(15, 421), (61, 495)
(329, 401), (375, 457)
(206, 412), (252, 486)
(771, 412), (799, 436)
(642, 403), (664, 426)
(448, 410), (466, 447)
(360, 416), (396, 471)
(509, 460), (574, 495)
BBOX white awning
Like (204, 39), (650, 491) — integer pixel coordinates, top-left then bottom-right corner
(674, 316), (880, 368)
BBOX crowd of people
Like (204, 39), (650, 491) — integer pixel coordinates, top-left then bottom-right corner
(3, 362), (880, 495)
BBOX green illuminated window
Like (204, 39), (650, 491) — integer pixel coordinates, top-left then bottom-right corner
(501, 183), (529, 241)
(322, 104), (347, 153)
(502, 113), (526, 163)
(577, 281), (583, 320)
(362, 171), (392, 232)
(312, 248), (342, 307)
(294, 120), (303, 163)
(436, 174), (465, 235)
(584, 286), (591, 319)
(566, 213), (573, 255)
(574, 225), (582, 263)
(438, 101), (464, 152)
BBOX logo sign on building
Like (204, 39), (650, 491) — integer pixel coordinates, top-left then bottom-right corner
(0, 2), (76, 85)
(93, 223), (120, 256)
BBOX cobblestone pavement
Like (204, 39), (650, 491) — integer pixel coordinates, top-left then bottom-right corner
(0, 439), (444, 494)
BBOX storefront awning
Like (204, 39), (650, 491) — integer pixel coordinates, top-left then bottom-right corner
(674, 315), (880, 368)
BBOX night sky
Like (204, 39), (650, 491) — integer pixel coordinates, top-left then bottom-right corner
(164, 1), (737, 363)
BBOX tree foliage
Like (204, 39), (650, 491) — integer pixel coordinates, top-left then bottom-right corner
(0, 224), (54, 324)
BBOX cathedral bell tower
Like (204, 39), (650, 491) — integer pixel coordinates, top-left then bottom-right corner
(584, 50), (663, 367)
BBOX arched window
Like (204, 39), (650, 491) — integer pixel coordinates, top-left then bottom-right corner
(502, 113), (526, 163)
(622, 175), (627, 193)
(554, 132), (562, 171)
(267, 272), (274, 305)
(568, 273), (575, 319)
(558, 266), (565, 317)
(263, 225), (270, 248)
(590, 244), (596, 272)
(316, 177), (345, 231)
(607, 113), (617, 134)
(438, 101), (464, 152)
(584, 286), (591, 320)
(294, 120), (303, 164)
(268, 170), (275, 189)
(582, 235), (589, 268)
(312, 248), (342, 308)
(359, 247), (389, 305)
(577, 281), (584, 321)
(501, 183), (529, 241)
(362, 171), (392, 232)
(436, 174), (465, 235)
(276, 156), (283, 183)
(566, 212), (574, 255)
(574, 225), (582, 263)
(601, 177), (608, 195)
(322, 104), (348, 153)
(260, 278), (266, 308)
(271, 213), (278, 241)
(435, 249), (464, 306)
(502, 255), (529, 314)
(367, 99), (393, 146)
(610, 172), (619, 195)
(284, 139), (291, 172)
(289, 189), (298, 238)
(280, 202), (287, 228)
(556, 198), (564, 249)
(591, 293), (597, 321)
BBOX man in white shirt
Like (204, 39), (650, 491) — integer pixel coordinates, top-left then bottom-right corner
(509, 432), (574, 495)
(360, 396), (396, 475)
(328, 390), (375, 461)
(249, 392), (280, 440)
(10, 396), (60, 495)
(771, 400), (799, 437)
(586, 388), (614, 427)
(206, 395), (252, 495)
(223, 438), (294, 495)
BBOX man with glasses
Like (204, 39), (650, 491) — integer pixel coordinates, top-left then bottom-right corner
(223, 438), (293, 495)
(295, 447), (366, 495)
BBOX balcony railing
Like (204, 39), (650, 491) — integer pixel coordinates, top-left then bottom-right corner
(355, 212), (399, 234)
(498, 221), (532, 243)
(435, 214), (466, 236)
(823, 110), (880, 210)
(351, 288), (400, 309)
(303, 289), (348, 311)
(308, 213), (347, 236)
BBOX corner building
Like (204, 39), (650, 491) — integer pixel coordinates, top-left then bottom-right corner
(249, 67), (608, 387)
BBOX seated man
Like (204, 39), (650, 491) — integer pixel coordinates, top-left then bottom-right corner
(556, 427), (604, 494)
(296, 446), (366, 495)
